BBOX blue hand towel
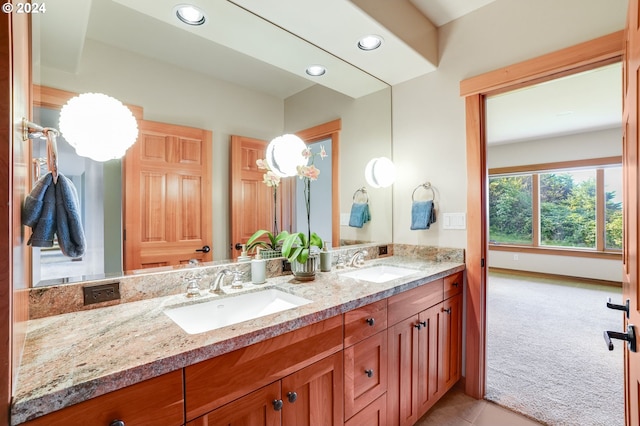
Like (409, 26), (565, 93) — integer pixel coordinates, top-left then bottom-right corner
(23, 172), (57, 247)
(410, 200), (436, 230)
(349, 202), (371, 228)
(55, 173), (86, 258)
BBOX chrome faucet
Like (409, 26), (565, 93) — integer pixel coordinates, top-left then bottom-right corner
(348, 249), (369, 267)
(210, 269), (233, 294)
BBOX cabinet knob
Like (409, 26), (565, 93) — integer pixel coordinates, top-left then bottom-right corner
(365, 318), (375, 326)
(273, 399), (284, 411)
(110, 421), (125, 426)
(287, 391), (298, 403)
(365, 369), (374, 378)
(452, 281), (459, 287)
(414, 323), (422, 330)
(444, 308), (452, 314)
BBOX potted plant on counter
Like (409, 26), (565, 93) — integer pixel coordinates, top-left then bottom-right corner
(280, 145), (326, 280)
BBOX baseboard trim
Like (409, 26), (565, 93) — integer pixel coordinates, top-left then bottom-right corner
(488, 267), (621, 288)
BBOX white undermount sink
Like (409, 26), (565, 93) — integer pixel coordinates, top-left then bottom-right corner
(164, 288), (312, 334)
(340, 265), (419, 283)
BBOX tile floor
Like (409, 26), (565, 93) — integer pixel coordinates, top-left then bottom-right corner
(416, 387), (544, 426)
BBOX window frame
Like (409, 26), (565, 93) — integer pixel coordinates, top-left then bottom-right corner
(488, 156), (622, 260)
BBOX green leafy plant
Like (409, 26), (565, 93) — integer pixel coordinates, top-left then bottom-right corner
(281, 231), (323, 264)
(246, 229), (289, 254)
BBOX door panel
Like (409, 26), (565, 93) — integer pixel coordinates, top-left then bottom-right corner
(230, 135), (274, 255)
(124, 120), (212, 270)
(624, 1), (640, 424)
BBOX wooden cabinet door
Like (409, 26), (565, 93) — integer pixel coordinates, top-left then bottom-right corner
(124, 120), (212, 270)
(281, 352), (343, 426)
(186, 381), (281, 426)
(442, 294), (463, 391)
(417, 303), (443, 416)
(387, 315), (420, 426)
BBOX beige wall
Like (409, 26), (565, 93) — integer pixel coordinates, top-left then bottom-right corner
(391, 0), (626, 269)
(487, 128), (623, 281)
(285, 85), (393, 246)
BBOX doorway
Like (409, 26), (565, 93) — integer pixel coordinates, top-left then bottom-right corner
(461, 31), (624, 401)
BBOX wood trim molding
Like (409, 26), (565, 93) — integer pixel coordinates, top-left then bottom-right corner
(461, 31), (624, 400)
(489, 267), (622, 288)
(460, 30), (624, 97)
(489, 156), (622, 175)
(33, 85), (144, 120)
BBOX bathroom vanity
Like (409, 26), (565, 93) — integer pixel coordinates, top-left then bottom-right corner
(12, 256), (464, 426)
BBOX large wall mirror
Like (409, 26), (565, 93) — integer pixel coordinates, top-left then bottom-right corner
(30, 0), (393, 286)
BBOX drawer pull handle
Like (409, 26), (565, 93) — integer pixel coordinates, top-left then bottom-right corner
(365, 318), (375, 326)
(365, 369), (374, 378)
(287, 391), (298, 403)
(273, 399), (284, 411)
(444, 308), (452, 314)
(110, 421), (125, 426)
(452, 281), (459, 287)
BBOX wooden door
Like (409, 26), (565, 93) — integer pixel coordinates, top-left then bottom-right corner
(417, 304), (443, 416)
(442, 294), (463, 391)
(230, 135), (275, 256)
(2, 7), (31, 425)
(281, 352), (343, 426)
(623, 1), (640, 424)
(387, 315), (419, 426)
(186, 381), (280, 426)
(124, 120), (212, 270)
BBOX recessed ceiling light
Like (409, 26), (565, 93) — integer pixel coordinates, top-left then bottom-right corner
(175, 4), (206, 26)
(358, 35), (383, 51)
(306, 65), (326, 77)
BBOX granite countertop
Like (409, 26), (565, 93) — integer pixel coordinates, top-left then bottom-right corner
(11, 256), (464, 424)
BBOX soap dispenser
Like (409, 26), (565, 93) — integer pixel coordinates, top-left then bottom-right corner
(320, 243), (332, 272)
(251, 247), (266, 284)
(237, 244), (251, 262)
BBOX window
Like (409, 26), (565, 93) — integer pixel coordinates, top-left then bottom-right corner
(489, 159), (622, 255)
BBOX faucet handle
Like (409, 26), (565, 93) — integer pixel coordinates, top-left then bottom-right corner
(231, 270), (244, 289)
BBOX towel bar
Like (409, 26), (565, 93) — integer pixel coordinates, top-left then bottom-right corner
(412, 182), (435, 202)
(23, 118), (59, 184)
(353, 187), (369, 203)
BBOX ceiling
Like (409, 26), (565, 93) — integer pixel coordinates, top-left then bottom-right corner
(34, 0), (621, 144)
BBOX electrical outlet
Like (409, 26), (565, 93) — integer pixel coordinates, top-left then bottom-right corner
(83, 282), (120, 305)
(513, 254), (519, 261)
(378, 245), (388, 256)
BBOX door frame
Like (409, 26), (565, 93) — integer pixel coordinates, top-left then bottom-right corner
(460, 31), (624, 398)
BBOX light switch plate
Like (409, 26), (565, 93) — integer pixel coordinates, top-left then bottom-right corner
(443, 212), (466, 230)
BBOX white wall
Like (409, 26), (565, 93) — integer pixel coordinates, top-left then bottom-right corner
(391, 0), (626, 259)
(487, 128), (623, 281)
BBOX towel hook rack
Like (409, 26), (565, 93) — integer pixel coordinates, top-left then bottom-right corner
(353, 187), (369, 203)
(412, 182), (435, 202)
(23, 118), (59, 184)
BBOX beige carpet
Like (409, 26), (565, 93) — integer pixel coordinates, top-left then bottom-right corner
(486, 272), (624, 426)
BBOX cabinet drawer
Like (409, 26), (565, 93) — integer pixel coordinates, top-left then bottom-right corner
(185, 315), (343, 421)
(21, 370), (184, 426)
(344, 299), (387, 347)
(344, 331), (388, 420)
(344, 393), (387, 426)
(444, 271), (463, 299)
(388, 279), (443, 325)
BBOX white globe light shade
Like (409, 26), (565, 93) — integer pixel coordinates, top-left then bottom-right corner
(266, 134), (308, 177)
(365, 157), (396, 188)
(59, 93), (139, 162)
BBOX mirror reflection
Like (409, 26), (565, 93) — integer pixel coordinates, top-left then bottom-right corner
(30, 0), (392, 286)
